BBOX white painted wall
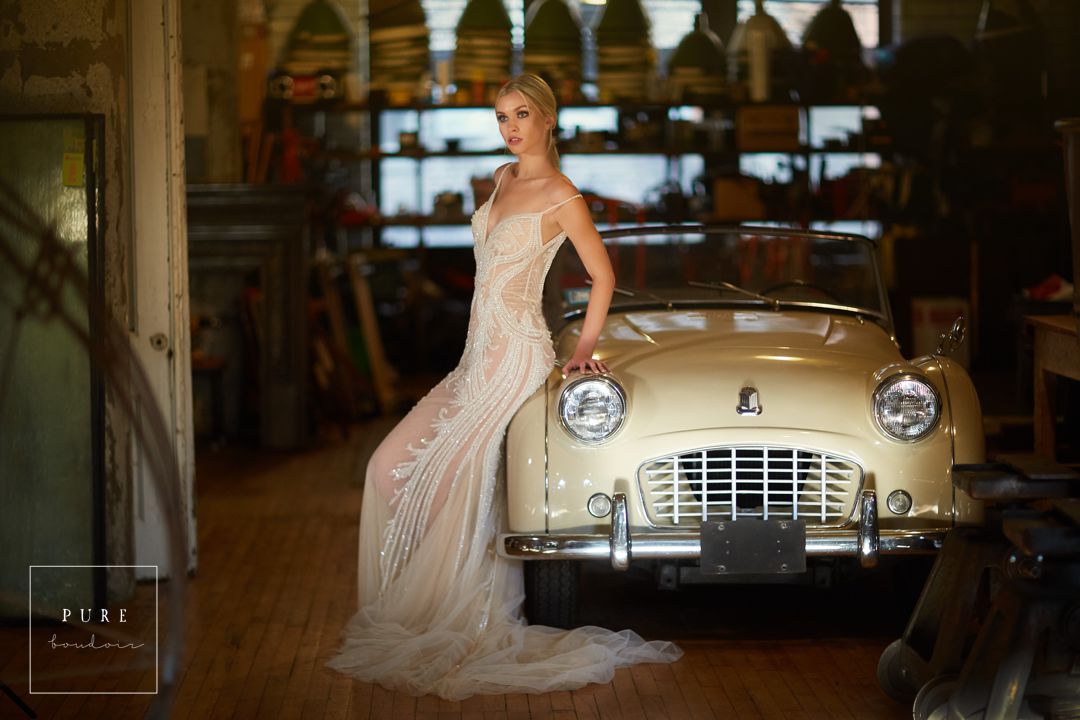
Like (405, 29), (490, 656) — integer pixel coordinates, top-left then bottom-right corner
(128, 0), (197, 578)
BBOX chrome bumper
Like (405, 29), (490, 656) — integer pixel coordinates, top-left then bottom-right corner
(498, 490), (948, 571)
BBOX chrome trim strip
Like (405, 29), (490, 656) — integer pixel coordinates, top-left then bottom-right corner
(619, 315), (657, 344)
(563, 300), (889, 329)
(927, 354), (958, 526)
(597, 223), (877, 246)
(758, 300), (888, 323)
(543, 376), (550, 534)
(499, 527), (947, 565)
(610, 493), (630, 570)
(858, 489), (879, 568)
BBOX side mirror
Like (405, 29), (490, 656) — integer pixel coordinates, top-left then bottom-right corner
(935, 315), (966, 357)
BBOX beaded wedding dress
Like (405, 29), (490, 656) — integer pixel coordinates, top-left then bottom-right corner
(325, 169), (682, 699)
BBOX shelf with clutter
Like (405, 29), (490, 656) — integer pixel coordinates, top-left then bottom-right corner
(240, 0), (899, 394)
(346, 100), (883, 248)
(282, 99), (880, 239)
(257, 0), (887, 250)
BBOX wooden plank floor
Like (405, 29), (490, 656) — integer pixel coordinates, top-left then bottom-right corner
(0, 423), (914, 719)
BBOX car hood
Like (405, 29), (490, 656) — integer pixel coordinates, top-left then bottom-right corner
(555, 308), (917, 439)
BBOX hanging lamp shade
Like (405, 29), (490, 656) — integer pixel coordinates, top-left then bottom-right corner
(728, 0), (791, 57)
(727, 0), (795, 101)
(284, 0), (353, 75)
(454, 0), (512, 86)
(368, 0), (430, 101)
(457, 0), (512, 31)
(803, 0), (861, 60)
(973, 0), (1045, 107)
(594, 0), (650, 41)
(666, 13), (726, 102)
(976, 0), (1041, 36)
(801, 0), (867, 102)
(594, 0), (655, 101)
(370, 0), (426, 28)
(524, 0), (584, 90)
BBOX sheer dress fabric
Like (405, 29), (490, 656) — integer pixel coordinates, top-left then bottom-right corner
(325, 169), (682, 699)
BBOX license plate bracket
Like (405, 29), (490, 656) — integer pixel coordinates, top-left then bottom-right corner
(699, 518), (806, 574)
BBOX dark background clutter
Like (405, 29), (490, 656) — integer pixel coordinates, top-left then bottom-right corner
(169, 0), (1080, 455)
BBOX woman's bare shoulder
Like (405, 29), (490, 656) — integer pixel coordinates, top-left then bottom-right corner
(493, 162), (514, 183)
(544, 174), (582, 205)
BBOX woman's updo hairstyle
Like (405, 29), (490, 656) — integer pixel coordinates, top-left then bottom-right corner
(496, 73), (560, 170)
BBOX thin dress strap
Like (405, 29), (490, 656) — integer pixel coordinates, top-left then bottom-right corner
(488, 164), (509, 205)
(540, 193), (583, 215)
(482, 165), (510, 241)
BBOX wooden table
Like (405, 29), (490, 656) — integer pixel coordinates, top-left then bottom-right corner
(1027, 314), (1080, 458)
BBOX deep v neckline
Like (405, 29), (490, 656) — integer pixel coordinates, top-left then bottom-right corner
(482, 167), (582, 244)
(483, 168), (512, 242)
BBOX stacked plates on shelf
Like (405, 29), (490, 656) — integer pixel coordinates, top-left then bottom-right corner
(453, 0), (513, 92)
(370, 0), (430, 102)
(594, 0), (654, 102)
(667, 12), (727, 103)
(283, 0), (353, 76)
(524, 0), (583, 93)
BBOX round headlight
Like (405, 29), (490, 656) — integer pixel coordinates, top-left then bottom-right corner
(558, 376), (627, 444)
(873, 374), (940, 441)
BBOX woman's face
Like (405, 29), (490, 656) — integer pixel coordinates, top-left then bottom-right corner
(495, 90), (553, 157)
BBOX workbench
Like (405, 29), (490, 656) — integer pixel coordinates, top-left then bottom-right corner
(1027, 314), (1080, 458)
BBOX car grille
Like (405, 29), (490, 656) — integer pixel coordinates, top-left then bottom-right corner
(638, 445), (862, 527)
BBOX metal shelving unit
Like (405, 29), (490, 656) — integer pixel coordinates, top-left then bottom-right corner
(298, 101), (883, 248)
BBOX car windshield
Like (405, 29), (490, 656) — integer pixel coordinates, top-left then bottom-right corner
(543, 226), (891, 329)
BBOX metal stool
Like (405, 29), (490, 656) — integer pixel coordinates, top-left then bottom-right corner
(877, 455), (1080, 719)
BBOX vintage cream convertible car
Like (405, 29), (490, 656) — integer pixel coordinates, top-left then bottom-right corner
(498, 226), (985, 627)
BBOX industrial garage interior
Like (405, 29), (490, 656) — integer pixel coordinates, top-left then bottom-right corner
(0, 0), (1078, 718)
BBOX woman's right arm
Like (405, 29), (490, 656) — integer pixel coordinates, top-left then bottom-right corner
(553, 197), (614, 376)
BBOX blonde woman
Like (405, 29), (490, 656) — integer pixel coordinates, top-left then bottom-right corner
(327, 73), (681, 699)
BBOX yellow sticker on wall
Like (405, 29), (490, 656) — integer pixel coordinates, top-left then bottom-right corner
(62, 152), (85, 187)
(63, 126), (84, 153)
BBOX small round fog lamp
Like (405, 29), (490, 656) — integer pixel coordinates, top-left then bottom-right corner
(587, 493), (613, 518)
(886, 490), (913, 515)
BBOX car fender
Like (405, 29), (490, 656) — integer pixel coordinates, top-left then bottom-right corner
(915, 354), (986, 526)
(505, 373), (553, 533)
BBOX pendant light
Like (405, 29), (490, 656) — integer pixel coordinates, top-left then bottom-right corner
(667, 13), (726, 103)
(727, 0), (794, 103)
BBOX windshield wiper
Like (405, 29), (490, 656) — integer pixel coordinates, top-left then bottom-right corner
(688, 280), (779, 310)
(588, 280), (673, 310)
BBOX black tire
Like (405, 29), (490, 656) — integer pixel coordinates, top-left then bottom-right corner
(877, 638), (920, 703)
(523, 560), (579, 629)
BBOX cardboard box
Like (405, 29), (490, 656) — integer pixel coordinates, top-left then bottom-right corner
(712, 176), (766, 221)
(736, 105), (801, 152)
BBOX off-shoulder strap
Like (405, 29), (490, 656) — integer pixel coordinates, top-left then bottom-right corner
(540, 193), (583, 215)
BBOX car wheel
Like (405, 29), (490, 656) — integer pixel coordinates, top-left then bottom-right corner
(877, 638), (920, 703)
(912, 674), (957, 720)
(523, 560), (579, 629)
